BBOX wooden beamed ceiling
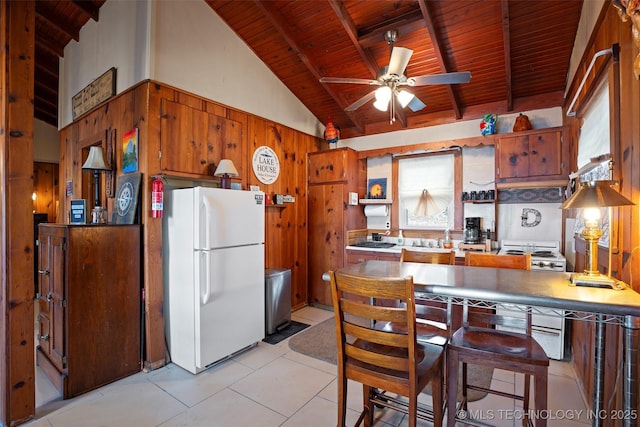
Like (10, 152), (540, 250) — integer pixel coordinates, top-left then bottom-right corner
(33, 0), (583, 139)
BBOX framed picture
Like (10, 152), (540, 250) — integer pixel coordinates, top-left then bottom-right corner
(122, 128), (139, 173)
(70, 199), (86, 224)
(367, 178), (387, 199)
(113, 173), (142, 224)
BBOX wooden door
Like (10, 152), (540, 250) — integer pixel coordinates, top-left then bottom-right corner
(308, 184), (345, 306)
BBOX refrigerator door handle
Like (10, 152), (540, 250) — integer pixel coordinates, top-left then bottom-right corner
(201, 251), (212, 305)
(202, 197), (213, 250)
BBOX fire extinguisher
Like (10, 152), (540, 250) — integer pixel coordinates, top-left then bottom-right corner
(151, 177), (164, 218)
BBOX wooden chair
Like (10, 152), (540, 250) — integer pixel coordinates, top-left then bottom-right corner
(329, 270), (445, 427)
(394, 248), (456, 345)
(400, 248), (456, 265)
(447, 252), (549, 427)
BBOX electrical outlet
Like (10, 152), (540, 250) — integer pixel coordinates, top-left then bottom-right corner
(349, 192), (358, 205)
(385, 221), (390, 229)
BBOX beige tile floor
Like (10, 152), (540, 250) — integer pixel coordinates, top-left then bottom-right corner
(28, 306), (591, 427)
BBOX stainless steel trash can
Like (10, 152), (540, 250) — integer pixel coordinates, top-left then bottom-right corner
(265, 268), (291, 334)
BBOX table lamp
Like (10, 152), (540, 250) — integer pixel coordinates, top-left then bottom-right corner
(214, 159), (239, 189)
(82, 146), (111, 222)
(561, 180), (634, 288)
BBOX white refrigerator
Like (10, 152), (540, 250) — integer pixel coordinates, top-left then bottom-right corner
(163, 186), (265, 374)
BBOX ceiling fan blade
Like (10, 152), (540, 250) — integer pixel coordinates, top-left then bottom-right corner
(344, 90), (376, 111)
(408, 71), (472, 86)
(407, 96), (426, 112)
(388, 46), (413, 76)
(320, 77), (379, 85)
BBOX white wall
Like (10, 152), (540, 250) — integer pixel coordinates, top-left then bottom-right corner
(60, 0), (151, 128)
(566, 0), (606, 92)
(34, 119), (60, 163)
(59, 0), (322, 138)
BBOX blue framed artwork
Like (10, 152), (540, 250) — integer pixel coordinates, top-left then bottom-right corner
(367, 178), (387, 199)
(122, 128), (139, 173)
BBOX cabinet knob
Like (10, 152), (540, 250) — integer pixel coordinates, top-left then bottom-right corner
(39, 334), (49, 341)
(38, 269), (50, 276)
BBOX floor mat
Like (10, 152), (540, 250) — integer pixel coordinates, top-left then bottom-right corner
(263, 320), (310, 345)
(288, 317), (494, 401)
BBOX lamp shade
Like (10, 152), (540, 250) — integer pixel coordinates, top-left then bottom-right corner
(82, 146), (110, 170)
(214, 159), (239, 177)
(561, 180), (634, 209)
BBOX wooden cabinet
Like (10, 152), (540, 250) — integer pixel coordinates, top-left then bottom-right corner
(160, 99), (244, 177)
(495, 127), (568, 184)
(308, 148), (366, 306)
(36, 224), (141, 398)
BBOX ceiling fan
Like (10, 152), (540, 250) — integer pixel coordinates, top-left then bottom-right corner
(320, 30), (471, 123)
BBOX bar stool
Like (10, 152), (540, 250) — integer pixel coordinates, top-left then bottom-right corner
(447, 252), (549, 427)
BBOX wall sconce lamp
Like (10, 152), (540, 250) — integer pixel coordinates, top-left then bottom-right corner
(214, 159), (239, 189)
(82, 146), (111, 222)
(561, 180), (635, 288)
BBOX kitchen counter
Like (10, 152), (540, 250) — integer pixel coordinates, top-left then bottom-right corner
(346, 241), (497, 258)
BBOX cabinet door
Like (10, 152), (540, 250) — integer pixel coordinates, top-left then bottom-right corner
(48, 234), (67, 371)
(527, 131), (562, 177)
(308, 149), (348, 184)
(496, 135), (529, 178)
(37, 235), (53, 355)
(308, 184), (345, 305)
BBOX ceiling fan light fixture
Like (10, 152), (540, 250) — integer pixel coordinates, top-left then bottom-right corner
(373, 97), (389, 111)
(397, 89), (414, 108)
(374, 86), (392, 102)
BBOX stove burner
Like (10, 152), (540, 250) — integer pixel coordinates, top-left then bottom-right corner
(505, 250), (525, 255)
(532, 250), (555, 258)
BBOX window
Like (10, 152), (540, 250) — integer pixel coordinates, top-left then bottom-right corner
(396, 150), (461, 230)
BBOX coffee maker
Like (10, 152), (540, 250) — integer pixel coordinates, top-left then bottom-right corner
(464, 217), (482, 243)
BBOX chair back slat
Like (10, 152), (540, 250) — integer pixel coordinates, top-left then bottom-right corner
(330, 271), (418, 376)
(462, 253), (533, 334)
(401, 248), (456, 265)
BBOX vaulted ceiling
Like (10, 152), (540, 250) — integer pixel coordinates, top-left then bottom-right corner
(34, 0), (583, 139)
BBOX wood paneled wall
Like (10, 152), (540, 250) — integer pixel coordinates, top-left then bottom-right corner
(33, 162), (59, 223)
(58, 80), (322, 369)
(563, 2), (640, 419)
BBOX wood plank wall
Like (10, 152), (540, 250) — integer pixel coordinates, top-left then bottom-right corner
(58, 81), (323, 369)
(563, 2), (640, 419)
(33, 162), (59, 223)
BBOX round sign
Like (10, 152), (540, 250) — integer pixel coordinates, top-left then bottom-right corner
(252, 146), (280, 184)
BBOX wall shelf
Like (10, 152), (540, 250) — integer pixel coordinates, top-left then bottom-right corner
(359, 199), (393, 204)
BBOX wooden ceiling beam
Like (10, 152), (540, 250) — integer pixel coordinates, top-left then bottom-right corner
(35, 3), (80, 42)
(327, 0), (378, 77)
(34, 106), (58, 126)
(35, 80), (58, 100)
(417, 0), (463, 120)
(501, 0), (513, 112)
(358, 11), (425, 48)
(253, 0), (366, 133)
(36, 33), (65, 57)
(71, 0), (100, 22)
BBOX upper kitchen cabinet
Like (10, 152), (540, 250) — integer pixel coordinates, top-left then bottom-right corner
(160, 99), (244, 178)
(495, 127), (569, 186)
(308, 147), (357, 184)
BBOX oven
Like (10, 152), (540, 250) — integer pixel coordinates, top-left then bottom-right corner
(496, 240), (567, 360)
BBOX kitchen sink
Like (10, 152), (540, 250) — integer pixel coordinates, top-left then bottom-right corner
(351, 241), (396, 249)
